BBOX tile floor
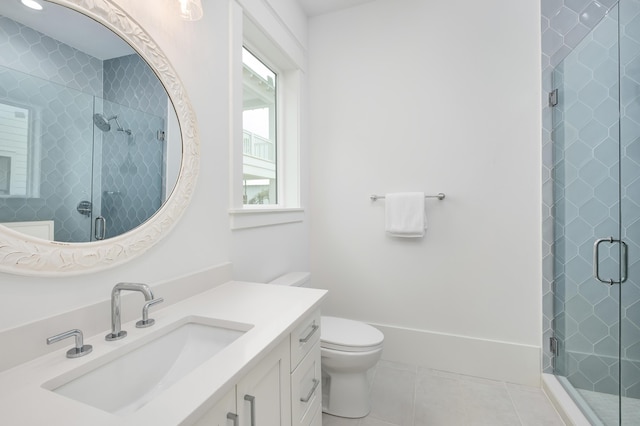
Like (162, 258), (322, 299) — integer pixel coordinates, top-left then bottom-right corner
(322, 361), (566, 426)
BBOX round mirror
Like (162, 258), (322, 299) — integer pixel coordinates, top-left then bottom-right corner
(0, 0), (199, 275)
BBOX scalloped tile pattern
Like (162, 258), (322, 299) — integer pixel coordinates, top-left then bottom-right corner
(0, 62), (94, 242)
(100, 55), (166, 239)
(0, 16), (102, 96)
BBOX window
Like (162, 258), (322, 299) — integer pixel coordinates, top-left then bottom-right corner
(242, 47), (277, 205)
(229, 5), (304, 229)
(0, 101), (38, 197)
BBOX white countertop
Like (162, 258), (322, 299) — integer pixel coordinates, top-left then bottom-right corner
(0, 281), (327, 425)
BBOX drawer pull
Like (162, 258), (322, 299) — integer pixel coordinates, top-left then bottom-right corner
(299, 323), (319, 343)
(226, 412), (238, 426)
(300, 378), (320, 403)
(244, 394), (256, 426)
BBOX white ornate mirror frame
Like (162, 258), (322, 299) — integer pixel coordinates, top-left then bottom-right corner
(0, 0), (200, 276)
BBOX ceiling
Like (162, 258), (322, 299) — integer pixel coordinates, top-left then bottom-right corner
(296, 0), (376, 17)
(0, 0), (377, 61)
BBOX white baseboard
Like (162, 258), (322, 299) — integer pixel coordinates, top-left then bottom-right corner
(372, 323), (541, 387)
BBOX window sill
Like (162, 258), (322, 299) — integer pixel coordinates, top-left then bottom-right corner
(229, 207), (304, 230)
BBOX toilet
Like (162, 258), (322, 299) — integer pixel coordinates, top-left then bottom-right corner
(268, 272), (384, 418)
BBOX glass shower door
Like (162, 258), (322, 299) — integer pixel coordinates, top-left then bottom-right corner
(619, 0), (640, 422)
(552, 5), (624, 424)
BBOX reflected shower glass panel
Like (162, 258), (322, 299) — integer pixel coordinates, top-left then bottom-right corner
(0, 64), (94, 242)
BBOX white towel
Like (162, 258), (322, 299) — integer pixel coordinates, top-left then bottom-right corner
(385, 192), (427, 238)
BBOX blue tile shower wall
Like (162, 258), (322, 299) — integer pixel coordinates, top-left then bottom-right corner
(0, 16), (168, 242)
(99, 100), (164, 238)
(0, 17), (102, 96)
(103, 55), (167, 119)
(101, 55), (166, 237)
(0, 17), (97, 241)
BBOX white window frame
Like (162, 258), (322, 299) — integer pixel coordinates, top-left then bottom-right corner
(229, 1), (304, 230)
(0, 99), (41, 199)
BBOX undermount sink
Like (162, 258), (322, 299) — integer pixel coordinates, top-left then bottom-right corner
(42, 316), (252, 415)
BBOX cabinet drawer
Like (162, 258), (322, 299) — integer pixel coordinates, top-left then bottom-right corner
(307, 405), (322, 426)
(290, 310), (321, 371)
(291, 341), (321, 426)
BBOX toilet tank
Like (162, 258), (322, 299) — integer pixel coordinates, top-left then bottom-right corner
(268, 272), (311, 287)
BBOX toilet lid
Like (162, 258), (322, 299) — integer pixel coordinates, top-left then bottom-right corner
(320, 316), (384, 352)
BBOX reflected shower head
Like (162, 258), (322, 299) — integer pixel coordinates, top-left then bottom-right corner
(93, 113), (117, 132)
(93, 113), (132, 136)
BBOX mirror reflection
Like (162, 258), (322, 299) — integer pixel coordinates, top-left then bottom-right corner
(0, 1), (181, 243)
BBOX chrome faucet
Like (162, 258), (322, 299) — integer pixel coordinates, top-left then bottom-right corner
(136, 297), (164, 328)
(105, 282), (155, 341)
(47, 329), (92, 358)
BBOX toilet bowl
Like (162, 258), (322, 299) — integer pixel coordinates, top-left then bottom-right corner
(320, 316), (383, 417)
(268, 272), (384, 418)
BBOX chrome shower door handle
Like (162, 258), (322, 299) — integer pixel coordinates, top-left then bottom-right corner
(594, 237), (611, 284)
(593, 237), (628, 285)
(95, 216), (106, 240)
(621, 240), (628, 284)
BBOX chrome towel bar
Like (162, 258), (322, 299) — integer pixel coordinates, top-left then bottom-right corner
(370, 193), (446, 201)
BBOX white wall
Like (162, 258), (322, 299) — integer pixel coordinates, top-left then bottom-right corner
(308, 0), (542, 385)
(0, 0), (310, 331)
(0, 0), (544, 387)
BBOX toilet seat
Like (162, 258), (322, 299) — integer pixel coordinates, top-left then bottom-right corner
(320, 316), (384, 353)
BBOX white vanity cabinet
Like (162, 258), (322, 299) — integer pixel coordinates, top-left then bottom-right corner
(193, 338), (291, 426)
(290, 310), (322, 426)
(236, 338), (291, 426)
(290, 341), (321, 426)
(193, 310), (322, 426)
(192, 388), (237, 426)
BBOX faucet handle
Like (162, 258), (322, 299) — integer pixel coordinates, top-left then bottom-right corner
(47, 329), (93, 359)
(136, 298), (164, 328)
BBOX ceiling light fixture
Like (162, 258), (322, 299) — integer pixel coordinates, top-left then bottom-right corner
(20, 0), (43, 11)
(178, 0), (203, 21)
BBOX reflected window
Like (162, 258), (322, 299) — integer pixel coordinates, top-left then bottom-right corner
(242, 47), (277, 205)
(0, 101), (37, 197)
